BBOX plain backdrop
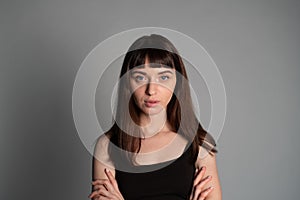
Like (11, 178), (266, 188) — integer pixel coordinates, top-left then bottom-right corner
(1, 0), (300, 199)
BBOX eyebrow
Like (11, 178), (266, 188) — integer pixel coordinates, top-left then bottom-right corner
(134, 63), (172, 68)
(130, 70), (174, 75)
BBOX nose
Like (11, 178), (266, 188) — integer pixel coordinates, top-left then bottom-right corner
(146, 81), (157, 96)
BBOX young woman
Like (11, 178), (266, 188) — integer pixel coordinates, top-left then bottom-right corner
(89, 34), (222, 200)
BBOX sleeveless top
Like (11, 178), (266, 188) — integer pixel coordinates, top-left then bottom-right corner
(115, 144), (195, 200)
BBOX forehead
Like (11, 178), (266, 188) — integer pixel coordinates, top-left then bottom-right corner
(128, 50), (175, 68)
(133, 56), (173, 70)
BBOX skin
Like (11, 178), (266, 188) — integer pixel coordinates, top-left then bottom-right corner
(192, 152), (222, 200)
(89, 57), (222, 200)
(129, 59), (177, 138)
(129, 60), (176, 119)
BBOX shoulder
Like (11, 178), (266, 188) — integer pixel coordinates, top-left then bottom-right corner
(195, 146), (217, 172)
(94, 134), (111, 161)
(93, 133), (116, 179)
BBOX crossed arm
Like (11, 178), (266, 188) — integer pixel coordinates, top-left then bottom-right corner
(89, 143), (222, 200)
(192, 149), (222, 200)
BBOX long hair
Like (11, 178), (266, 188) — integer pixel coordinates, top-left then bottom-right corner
(106, 34), (217, 165)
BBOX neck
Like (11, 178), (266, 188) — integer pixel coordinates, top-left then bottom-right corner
(139, 110), (171, 139)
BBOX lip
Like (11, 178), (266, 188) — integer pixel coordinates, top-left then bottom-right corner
(144, 100), (160, 107)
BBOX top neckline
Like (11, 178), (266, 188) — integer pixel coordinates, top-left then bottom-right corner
(132, 143), (192, 168)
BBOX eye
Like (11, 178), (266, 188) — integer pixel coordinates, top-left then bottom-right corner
(135, 75), (146, 82)
(160, 75), (169, 81)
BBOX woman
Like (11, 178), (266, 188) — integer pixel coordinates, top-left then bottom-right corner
(89, 34), (222, 200)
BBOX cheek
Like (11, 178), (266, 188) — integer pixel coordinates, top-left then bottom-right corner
(132, 87), (145, 102)
(161, 78), (176, 98)
(161, 87), (174, 103)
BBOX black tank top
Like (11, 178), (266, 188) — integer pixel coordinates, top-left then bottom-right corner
(115, 145), (195, 200)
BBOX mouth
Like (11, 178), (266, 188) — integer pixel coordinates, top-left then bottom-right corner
(144, 100), (160, 107)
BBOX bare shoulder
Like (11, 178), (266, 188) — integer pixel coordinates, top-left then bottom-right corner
(94, 134), (111, 160)
(195, 146), (222, 200)
(93, 133), (115, 179)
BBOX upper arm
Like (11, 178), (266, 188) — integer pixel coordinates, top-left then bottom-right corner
(92, 134), (116, 180)
(195, 147), (222, 200)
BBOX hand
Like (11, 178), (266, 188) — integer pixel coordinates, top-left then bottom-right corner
(189, 166), (214, 200)
(88, 169), (124, 200)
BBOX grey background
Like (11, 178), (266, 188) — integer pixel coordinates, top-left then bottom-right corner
(1, 0), (299, 199)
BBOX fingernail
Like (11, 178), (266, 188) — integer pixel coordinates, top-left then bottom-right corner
(105, 168), (110, 173)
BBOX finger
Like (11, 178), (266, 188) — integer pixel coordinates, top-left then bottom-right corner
(103, 179), (115, 192)
(197, 175), (212, 189)
(192, 185), (201, 200)
(97, 187), (112, 197)
(96, 197), (108, 200)
(104, 168), (119, 190)
(88, 190), (100, 199)
(198, 186), (214, 200)
(191, 167), (206, 199)
(93, 184), (106, 191)
(92, 195), (100, 200)
(194, 167), (199, 177)
(190, 167), (203, 200)
(104, 168), (114, 183)
(193, 166), (206, 187)
(89, 186), (116, 200)
(190, 167), (200, 200)
(189, 186), (194, 200)
(92, 179), (114, 192)
(192, 175), (212, 200)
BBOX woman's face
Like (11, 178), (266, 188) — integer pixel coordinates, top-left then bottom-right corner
(129, 57), (177, 117)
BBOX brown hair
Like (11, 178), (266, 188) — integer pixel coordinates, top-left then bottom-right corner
(106, 34), (217, 165)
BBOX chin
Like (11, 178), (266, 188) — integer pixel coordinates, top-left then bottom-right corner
(142, 107), (165, 116)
